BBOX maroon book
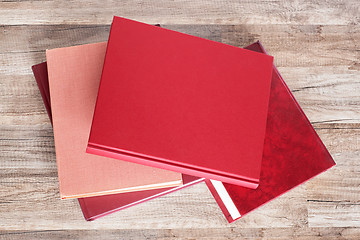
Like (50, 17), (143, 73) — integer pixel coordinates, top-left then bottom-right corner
(31, 62), (203, 221)
(31, 62), (52, 122)
(205, 41), (336, 223)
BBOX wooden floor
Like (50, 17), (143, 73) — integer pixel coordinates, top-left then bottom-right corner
(1, 1), (359, 239)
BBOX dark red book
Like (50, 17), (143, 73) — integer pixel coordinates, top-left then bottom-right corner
(32, 62), (52, 122)
(205, 41), (336, 223)
(31, 62), (203, 221)
(87, 17), (274, 188)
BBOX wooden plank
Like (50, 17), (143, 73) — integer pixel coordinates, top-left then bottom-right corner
(278, 66), (360, 125)
(0, 0), (359, 25)
(0, 25), (110, 54)
(306, 129), (360, 227)
(308, 202), (360, 228)
(307, 132), (360, 227)
(1, 227), (360, 240)
(1, 24), (359, 69)
(0, 75), (52, 126)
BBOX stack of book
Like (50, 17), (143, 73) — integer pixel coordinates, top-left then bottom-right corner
(32, 16), (335, 222)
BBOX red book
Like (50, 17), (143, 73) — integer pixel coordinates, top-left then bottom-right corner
(205, 41), (336, 223)
(32, 62), (203, 221)
(87, 17), (274, 188)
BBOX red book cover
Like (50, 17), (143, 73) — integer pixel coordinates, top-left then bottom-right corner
(205, 41), (336, 223)
(32, 61), (204, 221)
(87, 17), (274, 188)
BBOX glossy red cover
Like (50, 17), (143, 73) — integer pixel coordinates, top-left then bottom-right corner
(206, 41), (336, 223)
(32, 62), (203, 221)
(87, 16), (274, 188)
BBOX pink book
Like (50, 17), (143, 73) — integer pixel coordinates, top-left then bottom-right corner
(205, 41), (336, 223)
(45, 42), (182, 199)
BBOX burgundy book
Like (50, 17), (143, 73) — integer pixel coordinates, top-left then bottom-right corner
(87, 16), (274, 188)
(32, 62), (52, 122)
(205, 41), (336, 223)
(32, 62), (203, 221)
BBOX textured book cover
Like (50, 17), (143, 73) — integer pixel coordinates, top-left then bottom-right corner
(45, 42), (182, 199)
(32, 61), (203, 221)
(205, 41), (336, 223)
(87, 16), (274, 188)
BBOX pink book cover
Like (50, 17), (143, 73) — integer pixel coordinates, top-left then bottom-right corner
(45, 42), (182, 199)
(87, 17), (274, 188)
(205, 41), (336, 223)
(32, 62), (203, 221)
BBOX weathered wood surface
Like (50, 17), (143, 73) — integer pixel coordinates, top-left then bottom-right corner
(0, 0), (359, 239)
(0, 0), (359, 25)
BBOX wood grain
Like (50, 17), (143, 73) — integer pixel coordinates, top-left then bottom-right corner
(2, 228), (360, 240)
(0, 0), (359, 25)
(0, 0), (359, 238)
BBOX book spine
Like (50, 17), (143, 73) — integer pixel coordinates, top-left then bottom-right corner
(86, 143), (259, 189)
(32, 63), (53, 123)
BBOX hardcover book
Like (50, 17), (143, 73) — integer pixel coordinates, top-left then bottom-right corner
(45, 42), (182, 199)
(32, 61), (203, 221)
(205, 41), (336, 223)
(87, 17), (274, 188)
